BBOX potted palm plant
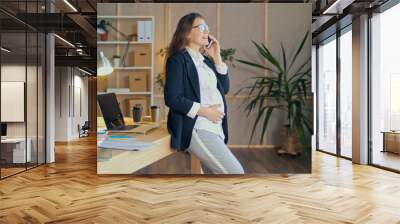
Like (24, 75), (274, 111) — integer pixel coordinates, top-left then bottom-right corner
(235, 32), (312, 156)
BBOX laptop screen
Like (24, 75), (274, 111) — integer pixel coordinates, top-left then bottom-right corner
(1, 123), (7, 137)
(97, 93), (126, 130)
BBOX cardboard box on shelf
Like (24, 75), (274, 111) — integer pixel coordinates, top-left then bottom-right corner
(97, 76), (108, 92)
(133, 48), (150, 67)
(129, 71), (148, 92)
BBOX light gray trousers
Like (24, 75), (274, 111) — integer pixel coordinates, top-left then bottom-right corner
(187, 129), (245, 174)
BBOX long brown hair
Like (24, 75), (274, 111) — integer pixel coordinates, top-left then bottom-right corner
(167, 12), (203, 58)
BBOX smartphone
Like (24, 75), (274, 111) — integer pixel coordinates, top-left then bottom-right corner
(207, 36), (214, 49)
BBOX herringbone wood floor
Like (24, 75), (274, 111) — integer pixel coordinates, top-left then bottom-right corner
(1, 136), (400, 223)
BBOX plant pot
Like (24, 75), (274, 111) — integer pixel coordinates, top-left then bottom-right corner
(278, 126), (301, 156)
(286, 131), (300, 155)
(113, 58), (120, 67)
(99, 32), (108, 41)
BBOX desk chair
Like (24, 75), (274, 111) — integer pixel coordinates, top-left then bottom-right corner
(78, 121), (90, 138)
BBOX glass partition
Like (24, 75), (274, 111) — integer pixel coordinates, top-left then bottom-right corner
(317, 35), (337, 154)
(1, 25), (28, 178)
(0, 1), (46, 179)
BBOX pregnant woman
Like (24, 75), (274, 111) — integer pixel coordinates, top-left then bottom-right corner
(164, 12), (244, 174)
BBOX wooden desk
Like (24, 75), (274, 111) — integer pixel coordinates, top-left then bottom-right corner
(382, 131), (400, 154)
(1, 138), (31, 163)
(97, 117), (201, 174)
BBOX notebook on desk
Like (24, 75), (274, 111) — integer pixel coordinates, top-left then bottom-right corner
(98, 135), (153, 151)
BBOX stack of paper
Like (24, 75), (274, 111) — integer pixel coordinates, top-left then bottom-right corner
(98, 135), (153, 151)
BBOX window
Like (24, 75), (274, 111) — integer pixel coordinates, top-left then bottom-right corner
(317, 36), (337, 154)
(370, 2), (400, 171)
(339, 27), (352, 158)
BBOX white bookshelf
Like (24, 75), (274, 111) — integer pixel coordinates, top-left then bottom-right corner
(97, 14), (155, 116)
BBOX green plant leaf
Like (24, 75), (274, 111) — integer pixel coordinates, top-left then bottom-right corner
(248, 105), (268, 144)
(260, 42), (283, 73)
(235, 58), (278, 74)
(259, 106), (275, 144)
(289, 58), (311, 82)
(288, 66), (311, 83)
(288, 32), (309, 72)
(281, 43), (287, 73)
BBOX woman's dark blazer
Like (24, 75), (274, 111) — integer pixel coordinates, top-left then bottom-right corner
(164, 48), (230, 151)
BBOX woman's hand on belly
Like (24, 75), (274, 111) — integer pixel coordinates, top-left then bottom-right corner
(197, 104), (225, 123)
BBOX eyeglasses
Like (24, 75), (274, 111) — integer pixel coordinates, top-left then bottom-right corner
(192, 24), (209, 33)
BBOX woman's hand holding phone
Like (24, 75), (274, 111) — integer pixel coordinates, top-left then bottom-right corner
(198, 104), (225, 123)
(204, 35), (223, 65)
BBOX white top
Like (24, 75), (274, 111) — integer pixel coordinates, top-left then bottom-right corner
(185, 47), (228, 140)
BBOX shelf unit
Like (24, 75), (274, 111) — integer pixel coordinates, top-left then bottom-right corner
(97, 15), (155, 117)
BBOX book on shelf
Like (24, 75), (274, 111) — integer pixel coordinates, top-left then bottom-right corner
(137, 21), (153, 43)
(138, 21), (145, 42)
(145, 21), (153, 42)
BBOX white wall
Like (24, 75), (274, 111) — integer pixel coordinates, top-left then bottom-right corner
(1, 65), (39, 137)
(1, 63), (46, 164)
(54, 67), (89, 141)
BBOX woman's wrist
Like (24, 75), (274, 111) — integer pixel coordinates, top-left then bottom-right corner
(214, 55), (223, 65)
(197, 106), (208, 117)
(215, 60), (223, 66)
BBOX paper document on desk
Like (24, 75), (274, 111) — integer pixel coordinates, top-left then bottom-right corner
(98, 136), (153, 151)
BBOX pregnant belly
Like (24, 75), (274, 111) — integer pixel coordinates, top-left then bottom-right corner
(201, 103), (224, 113)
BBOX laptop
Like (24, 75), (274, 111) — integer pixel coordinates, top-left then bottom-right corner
(1, 123), (7, 140)
(97, 93), (158, 133)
